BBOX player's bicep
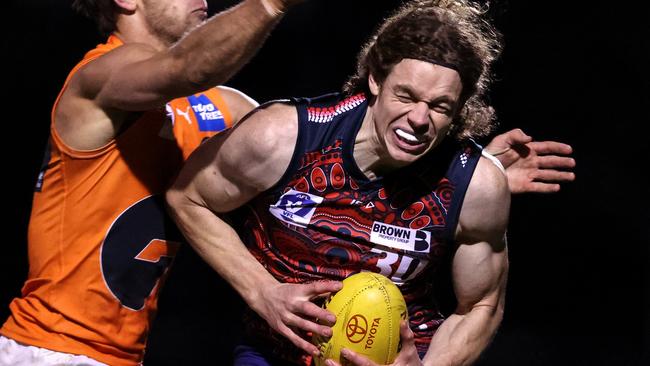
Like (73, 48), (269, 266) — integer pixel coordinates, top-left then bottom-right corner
(453, 157), (510, 311)
(451, 239), (508, 312)
(170, 102), (298, 213)
(170, 130), (256, 215)
(75, 44), (185, 111)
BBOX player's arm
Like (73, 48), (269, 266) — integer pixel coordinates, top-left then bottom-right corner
(422, 157), (510, 366)
(485, 129), (576, 193)
(166, 103), (341, 357)
(55, 0), (296, 149)
(84, 0), (297, 111)
(216, 86), (259, 125)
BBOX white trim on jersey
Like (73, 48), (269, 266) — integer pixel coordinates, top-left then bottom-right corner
(481, 149), (506, 175)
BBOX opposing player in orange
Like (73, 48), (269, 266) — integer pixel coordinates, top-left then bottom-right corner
(0, 0), (301, 365)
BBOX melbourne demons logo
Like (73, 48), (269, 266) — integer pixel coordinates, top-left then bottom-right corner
(269, 189), (324, 228)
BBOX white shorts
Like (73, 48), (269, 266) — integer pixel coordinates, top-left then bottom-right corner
(0, 336), (108, 366)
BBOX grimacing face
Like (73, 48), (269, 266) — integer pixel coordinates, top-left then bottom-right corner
(141, 0), (208, 45)
(368, 58), (463, 168)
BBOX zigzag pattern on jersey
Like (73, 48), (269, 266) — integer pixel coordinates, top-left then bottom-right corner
(306, 94), (366, 123)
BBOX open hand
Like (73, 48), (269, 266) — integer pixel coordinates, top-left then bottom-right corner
(485, 129), (576, 193)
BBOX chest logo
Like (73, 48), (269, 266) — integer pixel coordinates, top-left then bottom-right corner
(269, 189), (324, 228)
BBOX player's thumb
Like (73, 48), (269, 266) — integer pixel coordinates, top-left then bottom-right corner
(503, 128), (532, 145)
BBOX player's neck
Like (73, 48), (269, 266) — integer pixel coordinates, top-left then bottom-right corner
(114, 18), (171, 51)
(353, 107), (401, 181)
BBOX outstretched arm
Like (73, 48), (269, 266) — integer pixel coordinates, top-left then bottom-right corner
(485, 129), (576, 193)
(89, 0), (302, 111)
(57, 0), (302, 150)
(166, 103), (340, 357)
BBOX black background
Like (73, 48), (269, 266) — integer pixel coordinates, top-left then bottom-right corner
(2, 1), (648, 365)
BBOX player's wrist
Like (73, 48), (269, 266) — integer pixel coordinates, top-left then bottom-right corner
(243, 275), (277, 310)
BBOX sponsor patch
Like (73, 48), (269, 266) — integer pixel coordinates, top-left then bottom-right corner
(370, 221), (431, 252)
(188, 94), (226, 132)
(269, 189), (324, 228)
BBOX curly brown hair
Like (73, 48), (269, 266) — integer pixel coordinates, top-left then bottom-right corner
(344, 0), (503, 139)
(72, 0), (118, 37)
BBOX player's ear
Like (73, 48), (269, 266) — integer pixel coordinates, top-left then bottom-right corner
(114, 0), (136, 12)
(368, 73), (381, 97)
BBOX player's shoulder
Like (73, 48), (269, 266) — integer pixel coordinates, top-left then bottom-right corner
(213, 85), (259, 124)
(78, 42), (157, 75)
(465, 152), (509, 201)
(221, 101), (298, 160)
(67, 42), (158, 99)
(209, 101), (298, 191)
(239, 100), (297, 135)
(215, 86), (258, 108)
(457, 155), (510, 241)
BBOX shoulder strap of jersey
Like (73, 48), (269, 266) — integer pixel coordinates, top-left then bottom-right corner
(442, 140), (483, 243)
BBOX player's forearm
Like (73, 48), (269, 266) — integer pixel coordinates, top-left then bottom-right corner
(169, 0), (285, 95)
(422, 304), (504, 366)
(166, 191), (278, 304)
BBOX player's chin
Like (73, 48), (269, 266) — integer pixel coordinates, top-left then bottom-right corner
(388, 136), (431, 163)
(388, 146), (429, 166)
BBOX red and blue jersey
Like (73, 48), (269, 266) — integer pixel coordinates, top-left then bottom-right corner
(235, 93), (482, 364)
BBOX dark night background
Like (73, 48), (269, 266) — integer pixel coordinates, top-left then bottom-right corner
(2, 0), (648, 365)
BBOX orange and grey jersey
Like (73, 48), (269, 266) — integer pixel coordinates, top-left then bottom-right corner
(1, 35), (232, 366)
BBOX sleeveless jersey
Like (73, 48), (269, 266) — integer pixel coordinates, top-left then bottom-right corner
(1, 35), (233, 366)
(235, 93), (482, 364)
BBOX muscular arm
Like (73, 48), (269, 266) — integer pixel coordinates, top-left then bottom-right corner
(423, 158), (510, 366)
(166, 103), (340, 356)
(167, 103), (293, 294)
(57, 0), (294, 149)
(91, 0), (289, 111)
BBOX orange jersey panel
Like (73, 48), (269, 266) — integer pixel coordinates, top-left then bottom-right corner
(168, 85), (234, 160)
(1, 36), (232, 366)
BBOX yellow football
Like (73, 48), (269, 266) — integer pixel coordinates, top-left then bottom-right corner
(313, 272), (407, 366)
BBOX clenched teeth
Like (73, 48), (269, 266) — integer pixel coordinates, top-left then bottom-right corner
(395, 128), (420, 143)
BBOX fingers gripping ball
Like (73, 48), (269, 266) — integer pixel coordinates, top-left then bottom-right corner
(313, 272), (408, 365)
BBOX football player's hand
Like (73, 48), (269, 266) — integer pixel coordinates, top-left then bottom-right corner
(253, 280), (342, 356)
(325, 321), (423, 366)
(486, 129), (575, 193)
